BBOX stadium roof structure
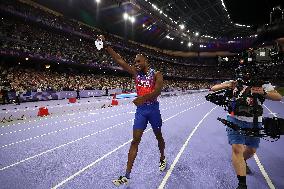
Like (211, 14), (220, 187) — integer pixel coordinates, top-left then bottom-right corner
(36, 0), (283, 52)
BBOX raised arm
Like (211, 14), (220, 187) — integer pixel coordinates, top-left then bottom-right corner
(251, 87), (283, 101)
(265, 90), (282, 101)
(98, 35), (136, 75)
(211, 81), (236, 91)
(105, 46), (136, 75)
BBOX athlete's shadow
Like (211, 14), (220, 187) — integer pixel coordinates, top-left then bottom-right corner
(125, 186), (133, 189)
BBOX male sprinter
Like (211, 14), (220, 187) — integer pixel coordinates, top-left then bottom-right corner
(98, 35), (167, 186)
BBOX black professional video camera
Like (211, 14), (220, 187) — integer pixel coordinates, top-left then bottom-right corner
(206, 45), (284, 141)
(236, 43), (283, 83)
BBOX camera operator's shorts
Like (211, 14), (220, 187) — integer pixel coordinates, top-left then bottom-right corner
(226, 115), (261, 148)
(133, 101), (162, 131)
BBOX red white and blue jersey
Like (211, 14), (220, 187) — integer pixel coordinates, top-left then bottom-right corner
(135, 68), (157, 103)
(133, 68), (161, 130)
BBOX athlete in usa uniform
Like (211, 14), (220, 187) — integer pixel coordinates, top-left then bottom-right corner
(133, 68), (162, 131)
(98, 35), (167, 186)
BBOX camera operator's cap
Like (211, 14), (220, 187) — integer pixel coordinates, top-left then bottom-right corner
(95, 39), (104, 50)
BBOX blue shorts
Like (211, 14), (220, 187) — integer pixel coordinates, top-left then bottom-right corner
(133, 101), (162, 131)
(226, 115), (262, 149)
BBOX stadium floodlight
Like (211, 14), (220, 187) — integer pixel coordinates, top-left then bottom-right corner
(166, 35), (174, 40)
(152, 4), (158, 10)
(129, 16), (135, 23)
(179, 24), (185, 30)
(123, 13), (129, 20)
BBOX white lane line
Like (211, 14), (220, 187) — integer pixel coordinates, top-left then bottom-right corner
(0, 95), (193, 132)
(0, 119), (133, 171)
(0, 99), (205, 171)
(253, 154), (275, 189)
(158, 106), (217, 189)
(0, 98), (203, 148)
(51, 102), (207, 189)
(0, 104), (133, 129)
(1, 97), (157, 129)
(51, 140), (133, 189)
(254, 104), (276, 189)
(0, 94), (192, 130)
(264, 104), (278, 117)
(0, 112), (130, 148)
(0, 100), (98, 113)
(1, 108), (130, 134)
(0, 93), (189, 133)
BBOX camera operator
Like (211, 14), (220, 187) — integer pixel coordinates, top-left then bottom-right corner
(211, 76), (282, 189)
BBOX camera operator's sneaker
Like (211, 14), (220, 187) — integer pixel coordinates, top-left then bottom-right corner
(236, 183), (247, 189)
(159, 158), (167, 172)
(112, 176), (129, 186)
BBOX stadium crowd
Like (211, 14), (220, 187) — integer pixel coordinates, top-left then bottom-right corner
(0, 0), (218, 65)
(0, 16), (231, 79)
(0, 66), (211, 93)
(0, 0), (220, 103)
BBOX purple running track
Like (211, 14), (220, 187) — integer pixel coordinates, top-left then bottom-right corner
(0, 93), (283, 189)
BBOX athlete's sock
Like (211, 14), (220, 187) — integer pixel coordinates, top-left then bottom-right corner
(125, 171), (131, 179)
(237, 175), (246, 185)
